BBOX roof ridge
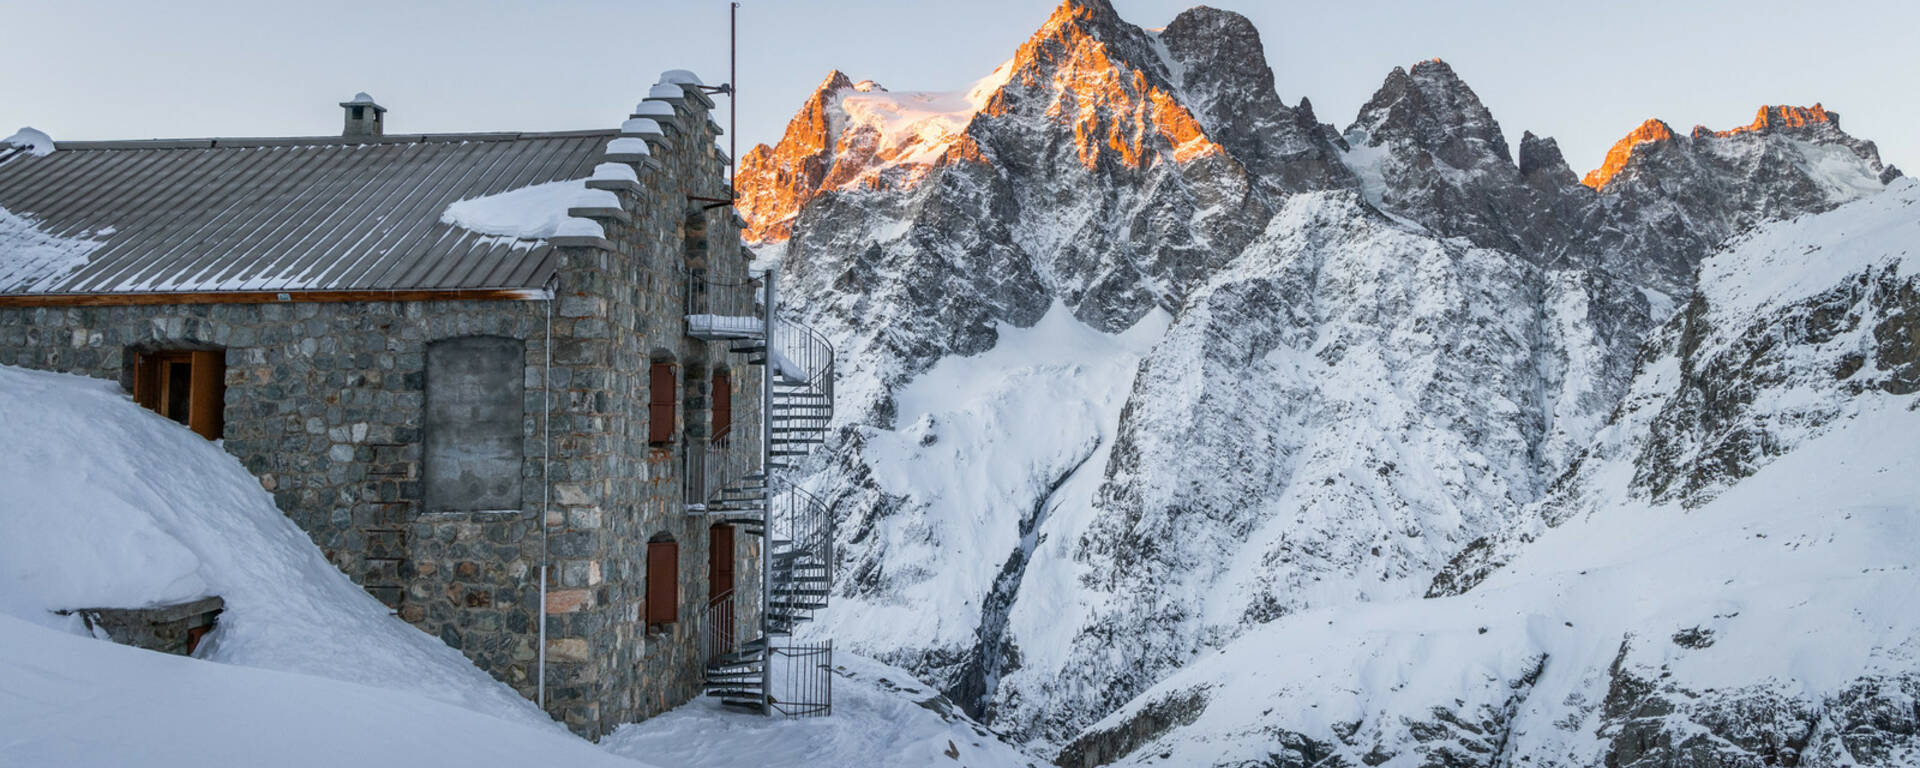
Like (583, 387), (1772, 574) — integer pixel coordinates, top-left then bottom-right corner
(53, 128), (620, 151)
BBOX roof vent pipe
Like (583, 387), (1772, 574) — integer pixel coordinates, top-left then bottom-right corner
(340, 92), (386, 137)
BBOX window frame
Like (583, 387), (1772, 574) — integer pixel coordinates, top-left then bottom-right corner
(132, 349), (225, 440)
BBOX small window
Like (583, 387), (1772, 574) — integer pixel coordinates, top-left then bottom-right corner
(132, 349), (224, 440)
(351, 105), (365, 120)
(712, 369), (732, 446)
(646, 539), (679, 628)
(648, 361), (676, 445)
(424, 336), (525, 512)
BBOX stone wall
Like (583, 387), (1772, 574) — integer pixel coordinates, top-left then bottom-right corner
(0, 80), (757, 739)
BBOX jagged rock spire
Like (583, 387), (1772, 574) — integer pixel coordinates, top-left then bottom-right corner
(1350, 58), (1512, 168)
(1519, 131), (1580, 189)
(1158, 5), (1354, 193)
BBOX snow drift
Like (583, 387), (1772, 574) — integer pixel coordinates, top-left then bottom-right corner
(0, 363), (563, 732)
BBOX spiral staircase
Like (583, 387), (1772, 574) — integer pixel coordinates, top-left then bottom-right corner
(685, 271), (836, 716)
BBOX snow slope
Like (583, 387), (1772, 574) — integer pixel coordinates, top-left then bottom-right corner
(814, 300), (1167, 665)
(0, 363), (556, 728)
(1069, 401), (1920, 767)
(0, 614), (646, 768)
(1060, 177), (1920, 768)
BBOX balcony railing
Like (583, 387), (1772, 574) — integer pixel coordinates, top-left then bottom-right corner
(701, 587), (748, 667)
(684, 423), (757, 510)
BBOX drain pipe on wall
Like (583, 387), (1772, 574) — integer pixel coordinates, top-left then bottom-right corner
(537, 273), (558, 709)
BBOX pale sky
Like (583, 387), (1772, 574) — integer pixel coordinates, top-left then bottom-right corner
(5, 0), (1914, 177)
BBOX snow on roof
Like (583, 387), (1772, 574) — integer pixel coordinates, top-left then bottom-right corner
(648, 83), (684, 99)
(606, 136), (651, 156)
(591, 161), (639, 182)
(633, 101), (677, 118)
(659, 69), (704, 86)
(4, 126), (54, 156)
(0, 204), (104, 292)
(621, 117), (664, 136)
(440, 177), (598, 240)
(570, 188), (620, 209)
(350, 92), (375, 103)
(553, 217), (605, 238)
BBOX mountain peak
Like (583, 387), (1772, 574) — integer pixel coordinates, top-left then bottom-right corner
(1519, 130), (1579, 188)
(1349, 58), (1511, 167)
(1706, 103), (1837, 138)
(817, 69), (855, 93)
(1041, 0), (1125, 32)
(1581, 118), (1677, 189)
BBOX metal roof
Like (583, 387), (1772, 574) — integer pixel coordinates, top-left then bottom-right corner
(0, 130), (616, 297)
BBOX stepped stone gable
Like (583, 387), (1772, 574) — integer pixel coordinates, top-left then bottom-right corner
(0, 79), (755, 739)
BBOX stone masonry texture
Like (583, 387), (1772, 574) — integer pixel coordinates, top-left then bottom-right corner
(0, 82), (759, 739)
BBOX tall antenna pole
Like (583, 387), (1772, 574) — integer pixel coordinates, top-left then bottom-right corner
(730, 1), (739, 199)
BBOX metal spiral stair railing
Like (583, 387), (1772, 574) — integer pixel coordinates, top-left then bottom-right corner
(690, 271), (836, 715)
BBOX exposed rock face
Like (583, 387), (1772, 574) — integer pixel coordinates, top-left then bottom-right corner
(733, 0), (1907, 755)
(1156, 7), (1355, 197)
(1583, 118), (1677, 189)
(1045, 183), (1920, 768)
(736, 70), (854, 243)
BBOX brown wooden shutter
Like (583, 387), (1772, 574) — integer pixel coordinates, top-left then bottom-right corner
(646, 540), (679, 625)
(711, 370), (732, 444)
(708, 524), (735, 600)
(188, 349), (225, 441)
(648, 362), (675, 445)
(131, 352), (157, 410)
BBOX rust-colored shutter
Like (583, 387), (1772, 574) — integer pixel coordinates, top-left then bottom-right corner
(131, 352), (156, 410)
(708, 524), (735, 599)
(711, 370), (732, 444)
(646, 540), (679, 625)
(648, 362), (675, 445)
(188, 349), (225, 440)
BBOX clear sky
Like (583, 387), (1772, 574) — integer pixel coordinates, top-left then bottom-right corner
(5, 0), (1913, 176)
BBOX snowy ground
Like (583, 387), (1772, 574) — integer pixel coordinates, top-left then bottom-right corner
(0, 614), (643, 768)
(602, 653), (1039, 768)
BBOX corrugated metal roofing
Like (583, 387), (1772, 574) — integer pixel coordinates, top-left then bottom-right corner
(0, 130), (617, 296)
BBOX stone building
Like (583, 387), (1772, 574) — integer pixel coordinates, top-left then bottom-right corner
(0, 71), (837, 738)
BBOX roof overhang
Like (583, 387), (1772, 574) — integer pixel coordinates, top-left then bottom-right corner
(0, 287), (552, 308)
